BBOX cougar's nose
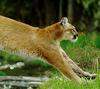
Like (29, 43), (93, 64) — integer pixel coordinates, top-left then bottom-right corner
(73, 35), (76, 39)
(73, 34), (78, 39)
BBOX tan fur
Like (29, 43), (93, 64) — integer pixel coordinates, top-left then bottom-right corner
(0, 16), (96, 83)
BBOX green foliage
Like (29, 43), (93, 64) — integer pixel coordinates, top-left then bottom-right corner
(0, 51), (23, 64)
(75, 0), (100, 32)
(0, 71), (7, 76)
(29, 59), (52, 69)
(82, 0), (95, 9)
(61, 33), (95, 48)
(95, 35), (100, 48)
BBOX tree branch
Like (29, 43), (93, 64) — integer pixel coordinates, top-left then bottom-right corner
(0, 76), (49, 88)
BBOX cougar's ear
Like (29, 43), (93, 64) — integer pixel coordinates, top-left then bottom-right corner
(60, 17), (68, 27)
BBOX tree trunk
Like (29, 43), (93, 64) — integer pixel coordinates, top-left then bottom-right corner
(59, 0), (63, 20)
(44, 0), (57, 26)
(67, 0), (73, 23)
(34, 0), (43, 26)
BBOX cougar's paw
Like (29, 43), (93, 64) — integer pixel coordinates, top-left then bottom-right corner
(84, 72), (97, 80)
(90, 74), (97, 79)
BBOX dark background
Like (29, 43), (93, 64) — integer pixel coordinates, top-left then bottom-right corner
(0, 0), (100, 32)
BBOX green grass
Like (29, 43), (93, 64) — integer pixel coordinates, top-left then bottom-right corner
(38, 74), (100, 89)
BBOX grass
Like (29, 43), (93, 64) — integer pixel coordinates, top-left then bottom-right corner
(38, 75), (100, 89)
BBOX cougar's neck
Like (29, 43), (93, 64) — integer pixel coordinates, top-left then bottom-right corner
(44, 22), (64, 41)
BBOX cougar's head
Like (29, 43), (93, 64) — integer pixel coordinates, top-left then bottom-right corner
(60, 17), (78, 42)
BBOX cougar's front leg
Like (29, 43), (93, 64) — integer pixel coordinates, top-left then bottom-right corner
(42, 46), (82, 83)
(60, 48), (96, 79)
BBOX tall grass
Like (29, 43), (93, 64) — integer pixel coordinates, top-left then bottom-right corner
(61, 33), (100, 70)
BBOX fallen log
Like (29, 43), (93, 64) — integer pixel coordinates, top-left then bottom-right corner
(0, 76), (49, 88)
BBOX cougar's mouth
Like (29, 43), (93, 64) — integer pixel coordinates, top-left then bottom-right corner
(71, 35), (78, 42)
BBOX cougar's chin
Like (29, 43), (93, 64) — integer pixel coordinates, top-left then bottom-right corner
(70, 37), (78, 43)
